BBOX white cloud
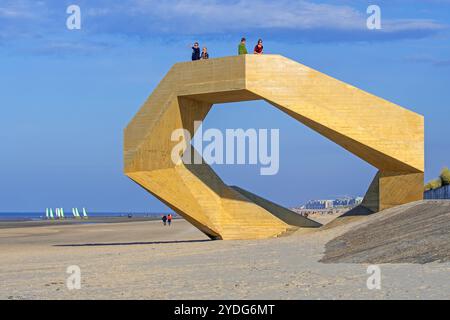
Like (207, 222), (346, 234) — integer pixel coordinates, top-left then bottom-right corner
(105, 0), (445, 34)
(0, 0), (46, 19)
(383, 19), (445, 32)
(0, 0), (447, 48)
(124, 0), (366, 31)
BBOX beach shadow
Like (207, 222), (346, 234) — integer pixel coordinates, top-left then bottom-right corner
(54, 239), (211, 247)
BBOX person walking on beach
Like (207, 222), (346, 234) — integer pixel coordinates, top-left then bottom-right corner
(201, 47), (209, 60)
(254, 39), (263, 54)
(191, 42), (201, 61)
(167, 214), (173, 226)
(238, 37), (248, 55)
(162, 215), (167, 226)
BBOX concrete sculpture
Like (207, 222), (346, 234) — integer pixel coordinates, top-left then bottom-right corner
(124, 55), (424, 240)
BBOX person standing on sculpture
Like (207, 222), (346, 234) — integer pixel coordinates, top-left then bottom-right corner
(167, 214), (173, 226)
(238, 37), (248, 55)
(254, 39), (263, 54)
(201, 47), (209, 60)
(191, 42), (201, 61)
(162, 215), (167, 226)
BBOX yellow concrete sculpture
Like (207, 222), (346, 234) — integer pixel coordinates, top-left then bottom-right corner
(124, 55), (424, 240)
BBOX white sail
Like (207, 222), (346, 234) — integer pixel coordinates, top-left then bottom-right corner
(60, 208), (65, 219)
(49, 208), (54, 219)
(82, 208), (88, 218)
(46, 208), (49, 219)
(75, 208), (80, 218)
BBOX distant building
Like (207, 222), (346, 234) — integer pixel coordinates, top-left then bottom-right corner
(304, 199), (334, 209)
(333, 196), (364, 208)
(300, 196), (363, 210)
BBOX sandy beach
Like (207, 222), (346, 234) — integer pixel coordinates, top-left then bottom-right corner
(0, 213), (448, 300)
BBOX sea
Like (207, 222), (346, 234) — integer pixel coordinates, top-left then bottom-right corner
(0, 212), (169, 221)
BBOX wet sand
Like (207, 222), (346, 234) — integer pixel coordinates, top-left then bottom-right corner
(0, 218), (448, 300)
(0, 217), (161, 229)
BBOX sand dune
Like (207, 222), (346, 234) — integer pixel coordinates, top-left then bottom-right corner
(322, 200), (450, 264)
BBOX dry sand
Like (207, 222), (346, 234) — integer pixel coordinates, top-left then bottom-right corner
(0, 214), (449, 300)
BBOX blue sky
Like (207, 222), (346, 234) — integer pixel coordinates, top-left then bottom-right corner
(1, 0), (450, 212)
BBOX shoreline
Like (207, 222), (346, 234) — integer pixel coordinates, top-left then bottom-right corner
(0, 216), (182, 229)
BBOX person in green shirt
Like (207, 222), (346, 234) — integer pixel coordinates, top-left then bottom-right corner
(238, 37), (248, 55)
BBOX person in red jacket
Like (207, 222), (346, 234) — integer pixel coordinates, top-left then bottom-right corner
(167, 214), (173, 226)
(254, 39), (263, 54)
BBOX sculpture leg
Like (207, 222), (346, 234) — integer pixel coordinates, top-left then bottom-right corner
(362, 171), (424, 212)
